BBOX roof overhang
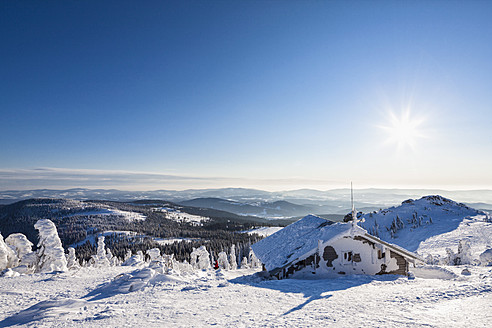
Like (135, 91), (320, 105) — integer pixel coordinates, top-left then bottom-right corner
(362, 233), (424, 263)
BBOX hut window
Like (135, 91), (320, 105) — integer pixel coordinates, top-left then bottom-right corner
(353, 253), (361, 262)
(378, 250), (385, 259)
(343, 251), (353, 262)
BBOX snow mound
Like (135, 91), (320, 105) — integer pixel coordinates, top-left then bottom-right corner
(412, 266), (458, 280)
(0, 298), (91, 326)
(86, 266), (187, 300)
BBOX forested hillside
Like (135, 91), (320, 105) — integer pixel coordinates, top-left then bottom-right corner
(0, 199), (289, 263)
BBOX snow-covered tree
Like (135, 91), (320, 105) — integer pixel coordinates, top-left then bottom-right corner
(34, 219), (68, 272)
(217, 251), (230, 270)
(190, 246), (211, 270)
(91, 236), (111, 267)
(229, 245), (237, 270)
(66, 247), (80, 270)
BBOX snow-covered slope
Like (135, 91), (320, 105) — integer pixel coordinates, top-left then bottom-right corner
(246, 226), (283, 237)
(1, 264), (491, 327)
(360, 195), (490, 255)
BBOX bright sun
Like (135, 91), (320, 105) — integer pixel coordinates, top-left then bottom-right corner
(380, 110), (425, 150)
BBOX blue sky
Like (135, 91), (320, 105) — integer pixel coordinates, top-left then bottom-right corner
(1, 1), (491, 191)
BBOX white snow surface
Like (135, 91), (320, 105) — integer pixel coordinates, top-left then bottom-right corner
(417, 215), (492, 261)
(0, 264), (491, 327)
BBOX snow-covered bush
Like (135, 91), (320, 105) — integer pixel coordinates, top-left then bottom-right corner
(455, 240), (473, 265)
(479, 248), (492, 266)
(4, 233), (37, 274)
(190, 246), (211, 270)
(148, 253), (177, 274)
(441, 248), (456, 266)
(66, 247), (80, 270)
(174, 260), (193, 274)
(146, 248), (162, 262)
(241, 256), (249, 269)
(34, 219), (68, 272)
(217, 251), (230, 270)
(0, 233), (18, 270)
(5, 233), (33, 260)
(123, 250), (145, 266)
(107, 249), (121, 266)
(163, 254), (175, 271)
(425, 254), (439, 265)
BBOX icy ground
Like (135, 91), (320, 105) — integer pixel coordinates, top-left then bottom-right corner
(1, 265), (491, 327)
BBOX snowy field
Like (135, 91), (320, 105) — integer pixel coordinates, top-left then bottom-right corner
(153, 207), (210, 226)
(0, 264), (491, 327)
(62, 208), (146, 221)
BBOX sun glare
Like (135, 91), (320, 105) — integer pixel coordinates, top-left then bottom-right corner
(380, 110), (425, 150)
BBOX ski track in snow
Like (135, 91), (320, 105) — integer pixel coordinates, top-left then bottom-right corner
(1, 266), (491, 327)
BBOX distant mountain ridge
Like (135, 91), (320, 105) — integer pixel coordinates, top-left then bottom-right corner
(178, 198), (315, 219)
(1, 187), (491, 214)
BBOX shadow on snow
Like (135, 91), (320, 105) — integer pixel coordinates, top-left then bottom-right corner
(230, 273), (401, 316)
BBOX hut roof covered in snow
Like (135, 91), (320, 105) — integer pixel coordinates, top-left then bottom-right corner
(252, 214), (421, 272)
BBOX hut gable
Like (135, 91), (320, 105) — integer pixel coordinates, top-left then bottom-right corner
(252, 214), (422, 279)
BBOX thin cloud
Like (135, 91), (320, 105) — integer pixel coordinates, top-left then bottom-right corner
(0, 167), (343, 191)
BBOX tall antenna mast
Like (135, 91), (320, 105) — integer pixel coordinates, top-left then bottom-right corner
(351, 182), (354, 212)
(351, 182), (357, 226)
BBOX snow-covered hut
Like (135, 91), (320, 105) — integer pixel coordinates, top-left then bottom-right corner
(251, 215), (422, 279)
